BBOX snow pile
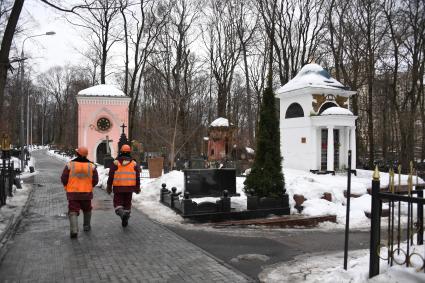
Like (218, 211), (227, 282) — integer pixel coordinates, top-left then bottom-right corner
(129, 167), (422, 229)
(46, 150), (74, 162)
(43, 148), (424, 230)
(259, 239), (425, 283)
(277, 63), (346, 93)
(210, 117), (230, 127)
(0, 156), (37, 178)
(321, 107), (353, 116)
(0, 184), (31, 238)
(78, 84), (126, 97)
(28, 145), (49, 152)
(285, 168), (423, 228)
(246, 147), (255, 154)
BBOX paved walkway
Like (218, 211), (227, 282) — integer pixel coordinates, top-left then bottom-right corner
(0, 151), (249, 283)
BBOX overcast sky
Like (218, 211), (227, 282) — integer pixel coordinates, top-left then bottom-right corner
(18, 0), (84, 74)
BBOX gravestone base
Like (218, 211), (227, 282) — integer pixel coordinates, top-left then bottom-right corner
(159, 184), (289, 223)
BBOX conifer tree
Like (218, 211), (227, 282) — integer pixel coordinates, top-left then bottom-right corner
(243, 85), (285, 198)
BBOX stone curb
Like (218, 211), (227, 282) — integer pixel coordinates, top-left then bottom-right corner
(0, 183), (34, 262)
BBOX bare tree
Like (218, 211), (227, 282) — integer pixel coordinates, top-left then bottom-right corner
(203, 0), (242, 118)
(236, 1), (257, 145)
(0, 0), (24, 131)
(119, 0), (168, 140)
(148, 0), (202, 167)
(67, 0), (122, 84)
(274, 0), (326, 85)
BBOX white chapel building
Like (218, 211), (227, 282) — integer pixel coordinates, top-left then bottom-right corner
(276, 63), (357, 173)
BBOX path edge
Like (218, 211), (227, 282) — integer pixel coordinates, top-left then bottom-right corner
(0, 183), (35, 262)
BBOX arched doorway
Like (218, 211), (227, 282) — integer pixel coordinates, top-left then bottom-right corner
(96, 141), (111, 165)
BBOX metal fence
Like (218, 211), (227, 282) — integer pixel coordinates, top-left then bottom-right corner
(0, 158), (16, 207)
(369, 165), (425, 278)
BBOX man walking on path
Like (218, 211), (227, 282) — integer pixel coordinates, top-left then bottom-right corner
(107, 144), (140, 227)
(61, 147), (99, 238)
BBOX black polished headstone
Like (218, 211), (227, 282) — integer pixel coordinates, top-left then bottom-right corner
(183, 169), (237, 198)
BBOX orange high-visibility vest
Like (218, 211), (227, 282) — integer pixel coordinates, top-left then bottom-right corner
(112, 160), (137, 187)
(65, 161), (94, 193)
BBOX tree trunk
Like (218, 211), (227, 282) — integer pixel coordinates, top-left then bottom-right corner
(0, 0), (25, 130)
(101, 43), (107, 84)
(217, 83), (227, 118)
(242, 43), (253, 146)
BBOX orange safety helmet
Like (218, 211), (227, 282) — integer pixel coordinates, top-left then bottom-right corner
(76, 146), (88, 157)
(121, 144), (131, 152)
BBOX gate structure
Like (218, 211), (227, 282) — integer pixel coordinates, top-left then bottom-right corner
(369, 164), (425, 278)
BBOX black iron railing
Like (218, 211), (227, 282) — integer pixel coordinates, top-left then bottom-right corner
(369, 166), (425, 278)
(0, 157), (15, 207)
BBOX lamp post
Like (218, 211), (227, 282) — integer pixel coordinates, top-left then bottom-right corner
(20, 31), (55, 171)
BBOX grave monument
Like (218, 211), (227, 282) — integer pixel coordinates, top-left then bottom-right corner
(76, 84), (131, 163)
(276, 63), (357, 173)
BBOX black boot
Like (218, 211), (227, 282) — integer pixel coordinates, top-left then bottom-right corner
(115, 207), (124, 221)
(69, 212), (78, 238)
(121, 210), (130, 227)
(83, 211), (91, 232)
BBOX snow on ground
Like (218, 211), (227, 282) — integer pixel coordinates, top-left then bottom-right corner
(128, 168), (420, 229)
(0, 184), (31, 239)
(44, 149), (423, 230)
(42, 149), (425, 280)
(259, 237), (425, 283)
(46, 149), (75, 162)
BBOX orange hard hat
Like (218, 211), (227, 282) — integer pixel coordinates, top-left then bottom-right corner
(76, 146), (88, 157)
(121, 144), (131, 152)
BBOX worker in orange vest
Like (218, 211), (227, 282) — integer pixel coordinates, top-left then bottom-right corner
(106, 144), (140, 227)
(61, 147), (98, 238)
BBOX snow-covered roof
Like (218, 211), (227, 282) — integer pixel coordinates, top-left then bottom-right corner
(78, 84), (126, 97)
(321, 107), (353, 116)
(210, 117), (230, 127)
(277, 63), (348, 93)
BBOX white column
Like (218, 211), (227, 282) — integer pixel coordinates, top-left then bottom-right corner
(327, 125), (334, 172)
(311, 127), (318, 170)
(344, 127), (350, 168)
(350, 126), (356, 169)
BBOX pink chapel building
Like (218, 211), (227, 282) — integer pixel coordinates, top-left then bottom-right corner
(76, 84), (131, 164)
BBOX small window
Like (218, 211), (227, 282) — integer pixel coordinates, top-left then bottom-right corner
(285, 103), (304, 119)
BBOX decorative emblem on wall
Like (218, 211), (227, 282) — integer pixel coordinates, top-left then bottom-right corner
(335, 96), (348, 108)
(97, 117), (112, 131)
(312, 94), (326, 112)
(312, 94), (349, 112)
(325, 94), (336, 101)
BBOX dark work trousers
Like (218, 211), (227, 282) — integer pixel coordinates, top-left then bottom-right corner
(113, 192), (133, 210)
(68, 200), (92, 214)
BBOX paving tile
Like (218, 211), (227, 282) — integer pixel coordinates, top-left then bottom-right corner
(0, 151), (249, 282)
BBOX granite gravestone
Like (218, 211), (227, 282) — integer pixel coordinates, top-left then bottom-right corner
(183, 169), (237, 198)
(148, 157), (164, 178)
